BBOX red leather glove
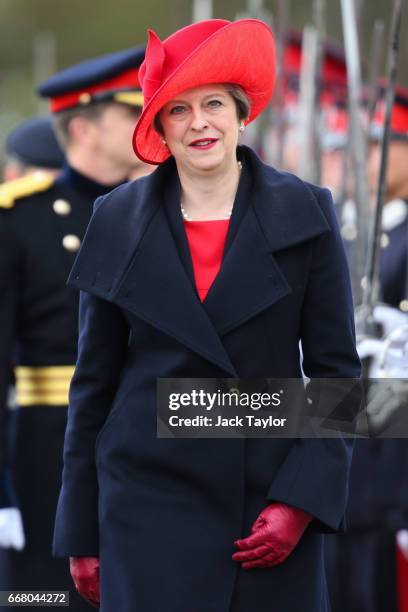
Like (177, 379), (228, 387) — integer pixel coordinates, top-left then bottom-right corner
(232, 502), (312, 569)
(70, 557), (100, 608)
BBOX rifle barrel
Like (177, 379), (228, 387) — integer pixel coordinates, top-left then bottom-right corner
(364, 0), (403, 316)
(341, 0), (370, 305)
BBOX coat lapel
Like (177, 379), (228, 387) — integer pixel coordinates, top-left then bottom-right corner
(202, 147), (331, 335)
(69, 148), (331, 375)
(202, 204), (292, 335)
(114, 166), (238, 377)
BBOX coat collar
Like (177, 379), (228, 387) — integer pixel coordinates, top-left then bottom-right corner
(201, 148), (331, 334)
(69, 146), (330, 375)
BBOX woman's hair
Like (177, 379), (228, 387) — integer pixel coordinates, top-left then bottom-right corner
(225, 84), (251, 122)
(153, 83), (251, 135)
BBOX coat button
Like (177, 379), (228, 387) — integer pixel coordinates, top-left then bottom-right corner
(380, 233), (390, 248)
(62, 234), (81, 251)
(79, 92), (92, 105)
(53, 199), (71, 215)
(341, 223), (358, 241)
(400, 299), (408, 312)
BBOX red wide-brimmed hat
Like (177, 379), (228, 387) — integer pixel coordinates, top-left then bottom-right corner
(133, 19), (276, 165)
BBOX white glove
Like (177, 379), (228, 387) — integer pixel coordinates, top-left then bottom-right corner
(366, 379), (408, 433)
(397, 530), (408, 561)
(373, 304), (408, 338)
(357, 337), (384, 362)
(0, 507), (25, 550)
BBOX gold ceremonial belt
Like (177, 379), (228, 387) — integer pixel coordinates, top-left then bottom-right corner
(15, 365), (75, 406)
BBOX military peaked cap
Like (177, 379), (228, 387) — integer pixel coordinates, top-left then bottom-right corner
(370, 82), (408, 142)
(38, 46), (145, 112)
(6, 116), (64, 169)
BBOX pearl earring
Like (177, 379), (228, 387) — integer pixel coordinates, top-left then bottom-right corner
(239, 122), (245, 133)
(161, 138), (167, 146)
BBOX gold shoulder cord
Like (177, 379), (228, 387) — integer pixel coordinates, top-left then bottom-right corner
(0, 171), (55, 209)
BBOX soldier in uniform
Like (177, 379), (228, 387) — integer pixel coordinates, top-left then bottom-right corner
(369, 85), (408, 311)
(325, 86), (408, 612)
(3, 116), (65, 181)
(0, 46), (148, 608)
(0, 117), (65, 520)
(272, 31), (348, 182)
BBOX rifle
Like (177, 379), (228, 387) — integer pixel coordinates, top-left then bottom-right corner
(340, 0), (370, 305)
(269, 0), (290, 170)
(366, 21), (385, 129)
(362, 0), (403, 329)
(237, 0), (275, 158)
(336, 20), (384, 263)
(192, 0), (213, 22)
(297, 27), (320, 183)
(297, 0), (325, 184)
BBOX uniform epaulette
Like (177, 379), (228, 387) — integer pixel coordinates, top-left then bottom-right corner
(0, 171), (55, 209)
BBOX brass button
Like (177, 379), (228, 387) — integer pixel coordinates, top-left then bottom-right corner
(79, 92), (92, 105)
(62, 234), (81, 252)
(341, 223), (358, 242)
(400, 299), (408, 312)
(380, 233), (390, 248)
(53, 199), (71, 215)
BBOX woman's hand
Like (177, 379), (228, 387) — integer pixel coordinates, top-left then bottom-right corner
(232, 502), (312, 569)
(70, 556), (100, 608)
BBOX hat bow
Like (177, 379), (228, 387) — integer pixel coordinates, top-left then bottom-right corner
(140, 30), (165, 105)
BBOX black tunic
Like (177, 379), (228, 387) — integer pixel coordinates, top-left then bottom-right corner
(0, 164), (122, 610)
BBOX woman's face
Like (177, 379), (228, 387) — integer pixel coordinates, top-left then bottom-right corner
(159, 84), (241, 174)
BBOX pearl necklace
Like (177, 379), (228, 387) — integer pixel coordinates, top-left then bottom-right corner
(181, 161), (243, 221)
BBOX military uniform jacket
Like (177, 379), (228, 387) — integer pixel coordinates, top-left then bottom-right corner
(0, 167), (121, 609)
(54, 146), (361, 612)
(346, 199), (408, 532)
(379, 199), (408, 308)
(0, 168), (108, 501)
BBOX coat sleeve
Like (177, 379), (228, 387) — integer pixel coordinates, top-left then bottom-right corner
(266, 187), (361, 532)
(0, 211), (20, 509)
(53, 290), (130, 556)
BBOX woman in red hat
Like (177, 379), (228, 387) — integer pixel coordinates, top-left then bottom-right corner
(53, 19), (360, 612)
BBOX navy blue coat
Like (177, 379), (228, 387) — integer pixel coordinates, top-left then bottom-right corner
(53, 146), (361, 612)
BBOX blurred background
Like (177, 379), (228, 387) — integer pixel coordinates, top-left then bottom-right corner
(1, 0), (408, 169)
(1, 3), (408, 612)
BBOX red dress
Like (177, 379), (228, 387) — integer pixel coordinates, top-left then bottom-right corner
(183, 218), (230, 302)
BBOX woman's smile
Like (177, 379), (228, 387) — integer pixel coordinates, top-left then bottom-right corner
(189, 138), (219, 150)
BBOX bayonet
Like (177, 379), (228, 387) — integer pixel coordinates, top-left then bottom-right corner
(362, 0), (403, 327)
(340, 0), (370, 305)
